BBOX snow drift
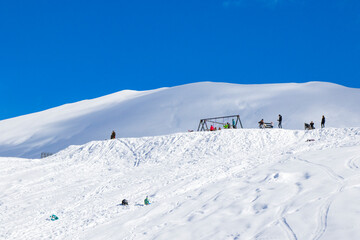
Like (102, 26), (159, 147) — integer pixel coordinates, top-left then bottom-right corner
(0, 81), (360, 158)
(1, 128), (360, 239)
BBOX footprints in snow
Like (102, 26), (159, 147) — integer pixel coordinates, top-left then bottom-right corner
(253, 203), (268, 214)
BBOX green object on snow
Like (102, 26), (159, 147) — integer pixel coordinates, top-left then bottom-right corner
(50, 214), (59, 221)
(144, 196), (150, 205)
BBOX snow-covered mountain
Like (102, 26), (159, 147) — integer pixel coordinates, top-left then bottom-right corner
(2, 81), (360, 239)
(1, 81), (360, 158)
(1, 128), (360, 239)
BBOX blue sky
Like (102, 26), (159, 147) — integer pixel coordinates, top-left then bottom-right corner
(1, 0), (360, 120)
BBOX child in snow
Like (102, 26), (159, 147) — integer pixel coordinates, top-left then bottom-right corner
(144, 196), (150, 205)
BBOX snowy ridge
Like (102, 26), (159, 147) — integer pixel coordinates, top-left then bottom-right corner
(1, 81), (360, 158)
(1, 128), (360, 239)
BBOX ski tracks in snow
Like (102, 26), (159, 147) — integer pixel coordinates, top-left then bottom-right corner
(296, 156), (345, 240)
(117, 138), (150, 167)
(281, 217), (298, 240)
(2, 129), (360, 239)
(346, 155), (360, 172)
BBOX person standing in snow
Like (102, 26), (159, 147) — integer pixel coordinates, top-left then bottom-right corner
(110, 130), (116, 139)
(232, 119), (236, 129)
(277, 114), (282, 128)
(258, 119), (264, 128)
(210, 125), (215, 131)
(321, 115), (325, 128)
(310, 121), (315, 129)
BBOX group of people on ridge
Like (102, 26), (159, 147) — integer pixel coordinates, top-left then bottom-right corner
(258, 114), (282, 128)
(258, 114), (325, 129)
(210, 119), (237, 131)
(111, 115), (326, 136)
(305, 115), (326, 130)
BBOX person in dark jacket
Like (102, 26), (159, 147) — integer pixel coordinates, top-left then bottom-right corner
(258, 119), (264, 128)
(321, 115), (325, 128)
(277, 114), (282, 128)
(111, 130), (116, 139)
(121, 199), (128, 205)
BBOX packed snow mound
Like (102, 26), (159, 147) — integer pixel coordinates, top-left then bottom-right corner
(56, 127), (360, 166)
(1, 81), (360, 158)
(1, 128), (360, 239)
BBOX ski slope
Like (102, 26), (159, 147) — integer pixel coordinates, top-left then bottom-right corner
(1, 81), (360, 158)
(1, 128), (360, 239)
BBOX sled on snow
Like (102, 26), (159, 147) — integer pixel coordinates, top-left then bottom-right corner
(259, 122), (273, 129)
(304, 123), (315, 130)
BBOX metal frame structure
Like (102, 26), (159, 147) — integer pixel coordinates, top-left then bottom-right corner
(197, 115), (243, 131)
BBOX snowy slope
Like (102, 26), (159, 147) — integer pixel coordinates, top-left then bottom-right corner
(1, 81), (360, 158)
(1, 128), (360, 239)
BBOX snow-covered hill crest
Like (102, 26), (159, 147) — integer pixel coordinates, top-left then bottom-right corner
(1, 81), (360, 158)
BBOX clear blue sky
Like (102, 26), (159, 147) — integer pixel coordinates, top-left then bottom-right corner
(1, 0), (360, 120)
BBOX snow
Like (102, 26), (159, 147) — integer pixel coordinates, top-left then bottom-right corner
(1, 81), (360, 158)
(1, 127), (360, 239)
(1, 81), (360, 239)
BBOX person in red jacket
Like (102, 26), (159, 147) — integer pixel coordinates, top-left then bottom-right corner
(210, 125), (215, 131)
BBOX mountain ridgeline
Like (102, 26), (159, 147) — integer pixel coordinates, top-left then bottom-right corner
(0, 82), (359, 158)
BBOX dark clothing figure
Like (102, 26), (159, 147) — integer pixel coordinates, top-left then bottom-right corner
(321, 115), (325, 128)
(121, 199), (128, 205)
(310, 121), (315, 129)
(278, 114), (282, 128)
(111, 130), (116, 139)
(258, 119), (264, 128)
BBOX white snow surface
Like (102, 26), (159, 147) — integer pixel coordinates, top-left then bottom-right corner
(1, 127), (360, 239)
(1, 81), (360, 158)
